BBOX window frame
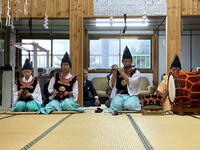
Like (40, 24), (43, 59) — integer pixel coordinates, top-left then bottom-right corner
(18, 33), (69, 68)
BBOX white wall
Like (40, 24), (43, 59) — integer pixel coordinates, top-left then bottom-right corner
(158, 30), (200, 83)
(10, 30), (17, 66)
(158, 34), (166, 83)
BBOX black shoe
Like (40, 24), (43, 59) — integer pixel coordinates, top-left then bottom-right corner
(95, 107), (103, 113)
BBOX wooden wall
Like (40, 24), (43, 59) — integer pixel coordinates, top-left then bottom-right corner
(166, 0), (181, 74)
(70, 0), (84, 106)
(182, 0), (200, 16)
(2, 0), (200, 18)
(1, 0), (93, 18)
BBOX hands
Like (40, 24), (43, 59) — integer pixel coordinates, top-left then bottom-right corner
(51, 90), (58, 96)
(118, 67), (125, 75)
(128, 66), (136, 72)
(56, 91), (74, 99)
(19, 90), (32, 98)
(18, 90), (23, 96)
(94, 99), (100, 106)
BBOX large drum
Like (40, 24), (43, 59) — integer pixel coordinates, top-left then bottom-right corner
(141, 95), (163, 110)
(168, 71), (200, 105)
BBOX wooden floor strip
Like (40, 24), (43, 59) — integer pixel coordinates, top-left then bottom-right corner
(6, 111), (80, 115)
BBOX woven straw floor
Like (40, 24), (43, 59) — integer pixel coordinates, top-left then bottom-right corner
(0, 109), (199, 150)
(132, 115), (200, 150)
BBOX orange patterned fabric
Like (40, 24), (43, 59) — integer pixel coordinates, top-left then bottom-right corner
(141, 95), (163, 108)
(173, 71), (200, 105)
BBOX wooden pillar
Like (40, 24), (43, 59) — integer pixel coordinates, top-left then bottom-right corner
(166, 0), (181, 74)
(70, 0), (84, 106)
(152, 32), (158, 88)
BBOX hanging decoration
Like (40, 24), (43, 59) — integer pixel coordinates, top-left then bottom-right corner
(28, 17), (32, 35)
(43, 13), (48, 29)
(6, 0), (11, 26)
(34, 0), (37, 8)
(24, 0), (29, 15)
(11, 15), (14, 29)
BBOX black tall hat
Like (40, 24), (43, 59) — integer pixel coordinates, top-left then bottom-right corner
(170, 55), (182, 69)
(22, 59), (32, 70)
(122, 46), (132, 60)
(61, 51), (72, 67)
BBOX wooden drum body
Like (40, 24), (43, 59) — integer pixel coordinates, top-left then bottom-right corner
(141, 95), (163, 110)
(168, 71), (200, 106)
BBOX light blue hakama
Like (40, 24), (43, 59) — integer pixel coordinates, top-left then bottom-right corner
(40, 98), (85, 114)
(109, 94), (141, 112)
(11, 100), (41, 112)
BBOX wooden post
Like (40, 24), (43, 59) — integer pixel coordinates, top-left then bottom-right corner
(166, 0), (181, 74)
(152, 32), (158, 88)
(70, 0), (84, 106)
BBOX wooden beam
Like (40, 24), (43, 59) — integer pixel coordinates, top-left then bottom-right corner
(166, 0), (181, 74)
(70, 0), (84, 106)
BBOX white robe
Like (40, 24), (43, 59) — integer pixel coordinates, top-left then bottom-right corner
(109, 70), (141, 98)
(48, 72), (78, 101)
(13, 75), (42, 105)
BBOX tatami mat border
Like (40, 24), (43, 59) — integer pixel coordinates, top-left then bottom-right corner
(127, 115), (154, 150)
(20, 114), (72, 150)
(0, 115), (15, 120)
(188, 115), (200, 120)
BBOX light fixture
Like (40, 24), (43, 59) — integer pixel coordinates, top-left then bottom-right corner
(95, 17), (149, 27)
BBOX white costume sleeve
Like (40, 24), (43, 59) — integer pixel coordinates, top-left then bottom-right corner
(127, 70), (141, 96)
(72, 80), (78, 101)
(13, 84), (19, 105)
(109, 74), (117, 99)
(31, 82), (43, 105)
(109, 74), (113, 88)
(48, 76), (56, 94)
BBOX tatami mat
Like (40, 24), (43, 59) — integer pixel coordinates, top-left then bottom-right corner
(132, 115), (200, 150)
(29, 111), (145, 150)
(0, 114), (69, 150)
(0, 114), (9, 118)
(0, 110), (200, 150)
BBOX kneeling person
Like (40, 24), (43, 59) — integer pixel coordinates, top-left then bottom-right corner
(109, 46), (141, 113)
(11, 59), (42, 112)
(40, 51), (84, 114)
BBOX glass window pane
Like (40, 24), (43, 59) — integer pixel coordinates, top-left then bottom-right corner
(121, 39), (151, 69)
(89, 38), (151, 69)
(53, 39), (69, 67)
(21, 39), (51, 68)
(89, 39), (119, 69)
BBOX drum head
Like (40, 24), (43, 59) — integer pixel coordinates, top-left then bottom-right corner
(168, 74), (176, 102)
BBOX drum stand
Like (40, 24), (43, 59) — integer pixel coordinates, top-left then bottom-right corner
(142, 110), (163, 115)
(142, 106), (163, 115)
(172, 103), (200, 115)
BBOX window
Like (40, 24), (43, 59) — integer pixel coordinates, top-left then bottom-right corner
(90, 39), (119, 69)
(21, 39), (69, 68)
(89, 37), (151, 69)
(53, 40), (70, 67)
